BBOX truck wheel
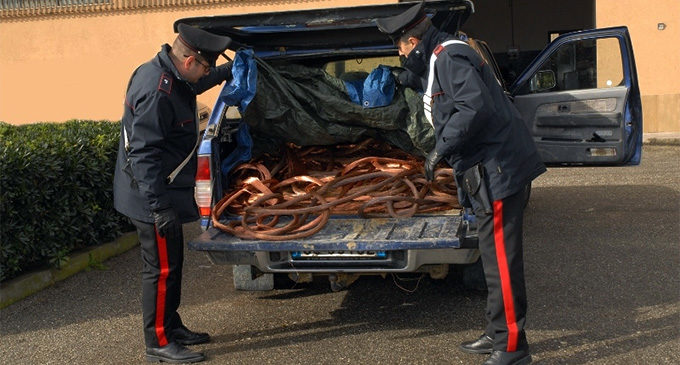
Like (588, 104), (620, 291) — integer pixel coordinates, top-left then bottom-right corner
(460, 259), (487, 291)
(232, 265), (274, 291)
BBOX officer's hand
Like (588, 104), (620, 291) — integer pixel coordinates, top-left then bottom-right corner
(389, 66), (406, 84)
(424, 150), (443, 182)
(153, 208), (180, 238)
(216, 60), (234, 81)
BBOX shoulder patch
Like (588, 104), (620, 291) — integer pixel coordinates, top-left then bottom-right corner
(158, 73), (173, 94)
(433, 44), (445, 56)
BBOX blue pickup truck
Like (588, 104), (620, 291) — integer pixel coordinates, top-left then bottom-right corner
(179, 0), (642, 291)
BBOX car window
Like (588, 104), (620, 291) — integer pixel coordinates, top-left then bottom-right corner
(516, 37), (624, 95)
(325, 56), (401, 80)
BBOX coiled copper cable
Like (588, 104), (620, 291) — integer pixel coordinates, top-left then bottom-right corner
(212, 140), (460, 240)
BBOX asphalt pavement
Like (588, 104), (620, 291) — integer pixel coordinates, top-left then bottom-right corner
(1, 145), (678, 364)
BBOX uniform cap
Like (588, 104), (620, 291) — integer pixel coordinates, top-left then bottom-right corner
(177, 23), (232, 67)
(375, 2), (428, 42)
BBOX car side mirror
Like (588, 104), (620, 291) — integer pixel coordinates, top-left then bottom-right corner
(529, 70), (556, 92)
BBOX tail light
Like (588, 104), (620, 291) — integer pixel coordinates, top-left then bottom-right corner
(195, 155), (212, 218)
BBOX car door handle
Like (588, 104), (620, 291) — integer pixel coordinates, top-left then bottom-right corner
(558, 104), (569, 113)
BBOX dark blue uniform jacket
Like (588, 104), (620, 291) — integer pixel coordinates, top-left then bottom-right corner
(406, 27), (546, 203)
(113, 44), (232, 223)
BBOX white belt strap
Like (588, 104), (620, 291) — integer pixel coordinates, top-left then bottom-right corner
(166, 111), (200, 184)
(124, 125), (130, 152)
(423, 39), (467, 127)
(123, 111), (200, 184)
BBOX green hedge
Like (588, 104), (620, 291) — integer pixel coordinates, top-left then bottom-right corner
(0, 120), (133, 282)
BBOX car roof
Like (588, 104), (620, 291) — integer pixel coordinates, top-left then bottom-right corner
(174, 1), (473, 54)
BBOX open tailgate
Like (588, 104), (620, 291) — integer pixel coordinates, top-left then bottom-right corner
(189, 215), (469, 252)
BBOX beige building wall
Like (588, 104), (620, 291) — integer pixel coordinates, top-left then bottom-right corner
(597, 0), (680, 132)
(0, 0), (393, 125)
(1, 0), (678, 133)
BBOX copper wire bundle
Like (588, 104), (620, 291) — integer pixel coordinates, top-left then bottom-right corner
(212, 140), (460, 240)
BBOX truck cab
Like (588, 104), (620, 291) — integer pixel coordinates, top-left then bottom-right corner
(181, 0), (641, 291)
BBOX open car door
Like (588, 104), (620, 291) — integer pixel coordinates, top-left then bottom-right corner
(510, 27), (642, 166)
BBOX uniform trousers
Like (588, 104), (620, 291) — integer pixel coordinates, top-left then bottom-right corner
(131, 219), (185, 348)
(475, 188), (529, 352)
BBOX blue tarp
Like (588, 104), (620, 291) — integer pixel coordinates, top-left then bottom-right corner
(218, 49), (257, 113)
(344, 65), (396, 108)
(218, 49), (257, 176)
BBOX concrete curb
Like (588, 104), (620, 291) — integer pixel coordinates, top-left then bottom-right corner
(644, 137), (680, 146)
(0, 232), (138, 309)
(643, 132), (680, 146)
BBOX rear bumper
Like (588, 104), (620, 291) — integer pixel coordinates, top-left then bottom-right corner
(204, 247), (480, 273)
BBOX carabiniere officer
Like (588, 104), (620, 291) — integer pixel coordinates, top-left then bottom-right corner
(376, 3), (546, 365)
(113, 23), (233, 363)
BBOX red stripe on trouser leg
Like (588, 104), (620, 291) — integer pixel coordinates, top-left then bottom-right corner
(493, 200), (519, 352)
(154, 228), (169, 347)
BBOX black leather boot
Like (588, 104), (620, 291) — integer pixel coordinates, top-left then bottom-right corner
(172, 325), (211, 345)
(146, 342), (205, 363)
(483, 350), (532, 365)
(459, 334), (494, 354)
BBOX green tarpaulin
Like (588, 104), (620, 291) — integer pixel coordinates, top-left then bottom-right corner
(243, 59), (435, 157)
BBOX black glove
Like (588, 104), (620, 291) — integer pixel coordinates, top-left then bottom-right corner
(389, 66), (406, 84)
(424, 149), (443, 182)
(153, 208), (180, 238)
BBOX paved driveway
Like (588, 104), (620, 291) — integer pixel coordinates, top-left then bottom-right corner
(1, 145), (678, 364)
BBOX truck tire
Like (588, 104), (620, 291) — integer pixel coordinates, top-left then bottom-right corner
(232, 265), (274, 291)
